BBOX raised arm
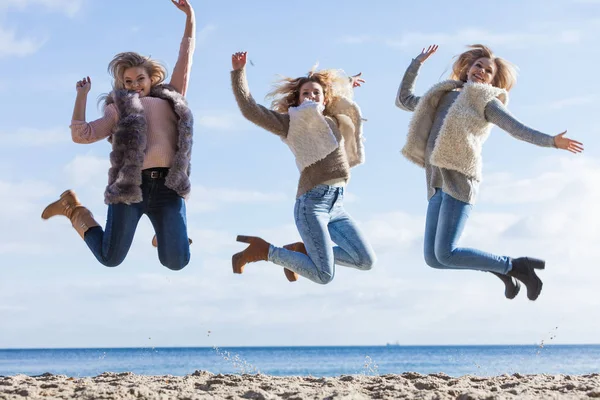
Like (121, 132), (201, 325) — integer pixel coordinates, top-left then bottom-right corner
(485, 98), (584, 153)
(169, 0), (196, 96)
(70, 76), (118, 144)
(231, 52), (289, 138)
(395, 44), (438, 111)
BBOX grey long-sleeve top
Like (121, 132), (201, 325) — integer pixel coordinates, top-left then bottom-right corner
(397, 59), (556, 205)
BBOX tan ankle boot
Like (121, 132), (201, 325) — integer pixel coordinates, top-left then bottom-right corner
(152, 235), (193, 247)
(41, 190), (99, 239)
(41, 190), (81, 220)
(282, 242), (307, 282)
(232, 235), (270, 274)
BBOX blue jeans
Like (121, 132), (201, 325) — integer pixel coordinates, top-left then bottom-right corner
(84, 169), (190, 270)
(424, 189), (511, 274)
(268, 185), (376, 284)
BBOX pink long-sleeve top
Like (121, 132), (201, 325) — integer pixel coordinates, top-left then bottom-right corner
(70, 37), (195, 170)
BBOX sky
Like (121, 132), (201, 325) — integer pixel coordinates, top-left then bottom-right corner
(0, 0), (599, 349)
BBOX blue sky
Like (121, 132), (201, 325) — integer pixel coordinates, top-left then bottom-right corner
(0, 0), (599, 349)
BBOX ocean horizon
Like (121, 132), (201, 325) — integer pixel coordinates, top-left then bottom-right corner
(1, 344), (598, 378)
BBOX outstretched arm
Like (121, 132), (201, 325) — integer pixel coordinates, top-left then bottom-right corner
(231, 51), (290, 138)
(169, 0), (196, 96)
(486, 99), (584, 153)
(395, 44), (438, 111)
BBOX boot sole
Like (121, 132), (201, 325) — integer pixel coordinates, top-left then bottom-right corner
(526, 259), (544, 300)
(232, 252), (245, 274)
(529, 280), (543, 301)
(506, 280), (521, 300)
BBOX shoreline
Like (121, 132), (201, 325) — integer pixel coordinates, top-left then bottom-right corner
(1, 371), (599, 399)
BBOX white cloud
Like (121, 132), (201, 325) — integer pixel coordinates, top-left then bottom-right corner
(0, 0), (84, 17)
(197, 24), (216, 44)
(188, 185), (287, 213)
(63, 154), (109, 187)
(196, 112), (246, 131)
(386, 28), (583, 49)
(0, 127), (69, 146)
(341, 27), (587, 50)
(0, 179), (56, 220)
(2, 154), (600, 347)
(546, 95), (597, 110)
(0, 25), (44, 58)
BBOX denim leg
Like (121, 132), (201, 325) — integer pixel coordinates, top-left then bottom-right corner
(268, 186), (336, 284)
(327, 190), (376, 270)
(146, 183), (190, 271)
(424, 189), (446, 269)
(83, 202), (144, 267)
(434, 191), (511, 274)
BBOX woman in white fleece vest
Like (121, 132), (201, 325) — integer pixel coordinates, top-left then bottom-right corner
(397, 44), (583, 301)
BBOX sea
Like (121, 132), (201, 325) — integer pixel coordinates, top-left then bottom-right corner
(0, 345), (598, 378)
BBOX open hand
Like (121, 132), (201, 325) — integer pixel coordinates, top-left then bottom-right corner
(76, 76), (91, 95)
(232, 52), (247, 71)
(350, 72), (365, 88)
(171, 0), (194, 16)
(415, 44), (438, 64)
(554, 131), (584, 154)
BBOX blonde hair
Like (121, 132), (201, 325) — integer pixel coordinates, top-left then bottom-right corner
(107, 52), (167, 90)
(266, 63), (353, 114)
(450, 44), (517, 91)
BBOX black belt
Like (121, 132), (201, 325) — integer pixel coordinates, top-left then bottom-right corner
(142, 168), (169, 179)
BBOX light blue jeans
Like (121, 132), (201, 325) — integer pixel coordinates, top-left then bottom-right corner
(424, 189), (511, 274)
(268, 185), (376, 284)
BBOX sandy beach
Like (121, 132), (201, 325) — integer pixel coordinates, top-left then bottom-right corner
(1, 370), (599, 399)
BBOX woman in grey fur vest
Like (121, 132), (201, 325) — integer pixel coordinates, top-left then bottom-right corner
(397, 44), (583, 301)
(229, 51), (376, 284)
(41, 0), (196, 271)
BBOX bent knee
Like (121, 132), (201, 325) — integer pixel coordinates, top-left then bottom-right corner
(160, 253), (190, 271)
(315, 271), (334, 285)
(101, 260), (123, 268)
(434, 248), (453, 266)
(358, 253), (377, 271)
(424, 253), (445, 269)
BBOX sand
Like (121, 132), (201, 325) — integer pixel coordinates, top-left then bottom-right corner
(1, 370), (599, 399)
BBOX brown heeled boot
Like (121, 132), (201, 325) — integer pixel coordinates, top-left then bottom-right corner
(282, 242), (307, 282)
(152, 235), (193, 247)
(232, 235), (270, 274)
(41, 190), (100, 239)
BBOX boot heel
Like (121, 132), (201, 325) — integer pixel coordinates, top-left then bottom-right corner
(236, 235), (253, 244)
(528, 258), (545, 270)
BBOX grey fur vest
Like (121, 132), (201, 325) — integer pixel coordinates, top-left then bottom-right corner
(104, 84), (194, 205)
(401, 80), (508, 181)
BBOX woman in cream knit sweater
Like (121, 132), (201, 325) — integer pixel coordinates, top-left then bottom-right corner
(397, 44), (583, 301)
(229, 51), (376, 284)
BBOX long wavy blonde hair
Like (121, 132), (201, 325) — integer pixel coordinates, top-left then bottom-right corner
(107, 51), (167, 90)
(450, 44), (518, 91)
(266, 63), (353, 115)
(98, 52), (168, 107)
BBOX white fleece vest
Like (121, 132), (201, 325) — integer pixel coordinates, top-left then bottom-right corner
(401, 80), (508, 181)
(284, 97), (365, 172)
